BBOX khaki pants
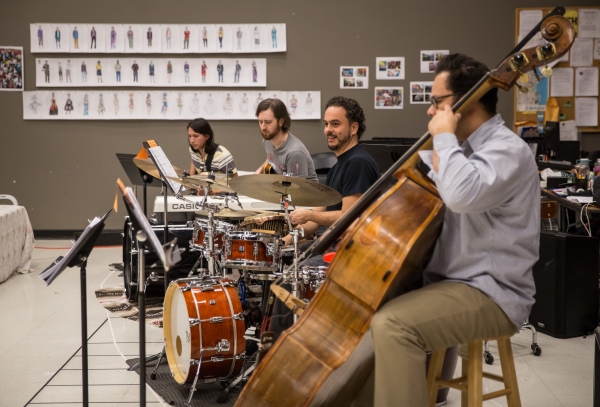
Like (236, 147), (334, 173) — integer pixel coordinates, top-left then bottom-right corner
(352, 282), (516, 407)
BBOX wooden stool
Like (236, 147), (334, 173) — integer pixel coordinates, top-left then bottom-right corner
(426, 336), (521, 407)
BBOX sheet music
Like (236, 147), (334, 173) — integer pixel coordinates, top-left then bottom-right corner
(123, 185), (167, 269)
(39, 215), (104, 285)
(147, 145), (182, 193)
(550, 68), (574, 97)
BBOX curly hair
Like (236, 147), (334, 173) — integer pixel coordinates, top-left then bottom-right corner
(324, 96), (366, 139)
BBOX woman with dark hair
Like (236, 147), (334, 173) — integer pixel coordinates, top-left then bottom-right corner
(188, 118), (238, 177)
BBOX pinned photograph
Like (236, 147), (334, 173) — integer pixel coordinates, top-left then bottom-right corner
(376, 57), (405, 80)
(375, 87), (403, 109)
(340, 66), (369, 89)
(410, 81), (433, 105)
(0, 47), (24, 90)
(420, 50), (449, 73)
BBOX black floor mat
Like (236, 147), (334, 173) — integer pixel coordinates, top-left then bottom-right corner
(126, 357), (244, 407)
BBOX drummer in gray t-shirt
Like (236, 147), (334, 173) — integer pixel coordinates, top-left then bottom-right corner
(254, 98), (318, 182)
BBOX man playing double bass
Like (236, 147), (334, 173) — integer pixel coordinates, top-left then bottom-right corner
(352, 54), (539, 406)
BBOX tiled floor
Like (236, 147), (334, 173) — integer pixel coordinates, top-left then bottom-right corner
(0, 240), (595, 406)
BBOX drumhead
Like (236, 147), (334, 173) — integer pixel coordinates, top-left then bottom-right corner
(164, 283), (195, 384)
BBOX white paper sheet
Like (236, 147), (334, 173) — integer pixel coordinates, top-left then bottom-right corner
(579, 9), (600, 38)
(340, 66), (369, 89)
(420, 50), (449, 73)
(410, 82), (432, 105)
(559, 120), (578, 141)
(550, 68), (574, 97)
(575, 97), (599, 127)
(23, 90), (322, 120)
(375, 57), (405, 80)
(575, 67), (599, 96)
(519, 10), (543, 38)
(595, 39), (600, 60)
(570, 38), (594, 67)
(35, 57), (267, 88)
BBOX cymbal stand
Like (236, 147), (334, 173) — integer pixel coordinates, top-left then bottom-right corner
(206, 208), (216, 277)
(280, 192), (303, 322)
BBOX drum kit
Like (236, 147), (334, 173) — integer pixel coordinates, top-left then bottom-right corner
(127, 160), (342, 405)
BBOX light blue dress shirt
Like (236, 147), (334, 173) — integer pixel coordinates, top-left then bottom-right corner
(418, 114), (540, 329)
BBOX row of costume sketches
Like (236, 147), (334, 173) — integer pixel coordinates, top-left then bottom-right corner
(374, 87), (403, 109)
(36, 58), (267, 88)
(30, 24), (287, 54)
(340, 66), (369, 89)
(376, 57), (405, 80)
(420, 50), (449, 73)
(410, 82), (432, 104)
(0, 47), (23, 91)
(23, 90), (320, 120)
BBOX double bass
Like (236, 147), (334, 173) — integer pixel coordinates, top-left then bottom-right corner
(235, 9), (574, 407)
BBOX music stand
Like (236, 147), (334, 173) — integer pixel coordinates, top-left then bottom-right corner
(40, 209), (112, 407)
(118, 179), (175, 407)
(116, 153), (155, 217)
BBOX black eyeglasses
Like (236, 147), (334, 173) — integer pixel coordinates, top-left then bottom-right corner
(430, 93), (464, 109)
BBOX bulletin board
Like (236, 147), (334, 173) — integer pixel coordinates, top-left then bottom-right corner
(515, 7), (600, 133)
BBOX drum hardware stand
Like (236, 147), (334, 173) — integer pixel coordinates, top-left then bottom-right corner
(279, 190), (304, 322)
(216, 363), (256, 404)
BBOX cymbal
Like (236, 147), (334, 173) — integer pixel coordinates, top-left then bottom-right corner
(195, 207), (257, 219)
(133, 158), (184, 180)
(166, 176), (236, 194)
(228, 174), (342, 207)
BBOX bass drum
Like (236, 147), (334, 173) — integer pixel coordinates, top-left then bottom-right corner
(122, 219), (199, 302)
(163, 277), (246, 384)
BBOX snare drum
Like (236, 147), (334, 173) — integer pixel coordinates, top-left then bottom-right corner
(237, 213), (288, 235)
(163, 278), (245, 384)
(222, 231), (279, 272)
(191, 218), (234, 251)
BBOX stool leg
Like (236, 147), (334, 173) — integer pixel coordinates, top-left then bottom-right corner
(427, 350), (446, 407)
(461, 358), (468, 407)
(467, 340), (483, 407)
(497, 337), (522, 407)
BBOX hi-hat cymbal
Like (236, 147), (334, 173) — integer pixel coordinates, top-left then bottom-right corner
(228, 174), (342, 207)
(133, 158), (184, 180)
(195, 207), (257, 219)
(166, 176), (236, 194)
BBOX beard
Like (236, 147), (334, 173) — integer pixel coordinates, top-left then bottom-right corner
(327, 129), (352, 151)
(261, 124), (282, 141)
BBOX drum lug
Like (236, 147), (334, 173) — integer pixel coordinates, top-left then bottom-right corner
(190, 359), (200, 366)
(210, 316), (224, 324)
(209, 299), (216, 305)
(233, 312), (244, 321)
(189, 318), (200, 326)
(200, 284), (215, 291)
(216, 339), (230, 352)
(253, 242), (259, 257)
(180, 285), (191, 293)
(235, 352), (246, 360)
(211, 356), (225, 362)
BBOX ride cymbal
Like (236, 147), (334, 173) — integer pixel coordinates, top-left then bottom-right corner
(228, 174), (342, 207)
(133, 158), (184, 180)
(166, 176), (236, 194)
